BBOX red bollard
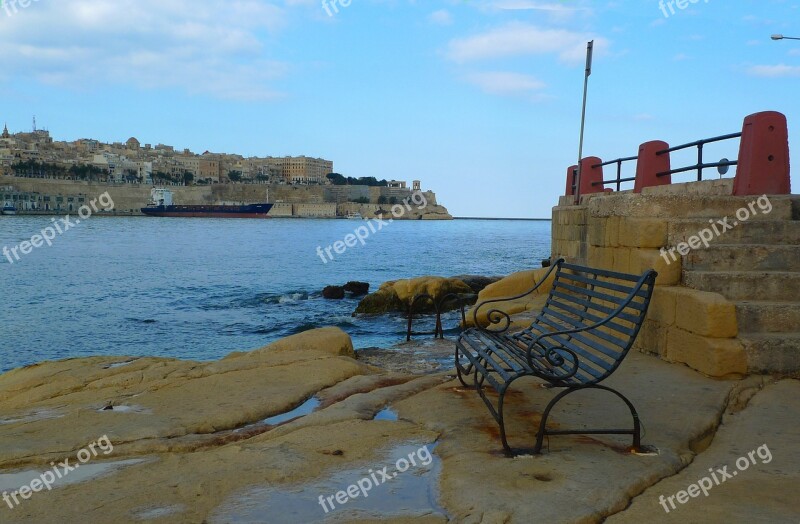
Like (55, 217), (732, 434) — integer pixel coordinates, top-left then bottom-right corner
(733, 111), (791, 196)
(576, 157), (605, 197)
(634, 140), (671, 193)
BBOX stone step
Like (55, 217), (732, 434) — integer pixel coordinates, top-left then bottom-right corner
(594, 194), (796, 221)
(683, 271), (800, 301)
(684, 244), (800, 272)
(740, 333), (800, 376)
(668, 220), (800, 246)
(736, 301), (800, 333)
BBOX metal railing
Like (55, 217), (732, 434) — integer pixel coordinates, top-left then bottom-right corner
(656, 132), (742, 181)
(405, 293), (475, 341)
(591, 155), (638, 191)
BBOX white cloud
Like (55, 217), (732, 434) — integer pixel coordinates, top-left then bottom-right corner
(445, 23), (608, 64)
(464, 71), (546, 96)
(428, 9), (453, 26)
(747, 64), (800, 78)
(0, 0), (290, 100)
(485, 1), (590, 22)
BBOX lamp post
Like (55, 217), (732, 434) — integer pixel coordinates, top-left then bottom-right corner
(575, 40), (594, 202)
(772, 34), (800, 41)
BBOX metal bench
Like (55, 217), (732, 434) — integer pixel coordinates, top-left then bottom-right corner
(455, 259), (658, 455)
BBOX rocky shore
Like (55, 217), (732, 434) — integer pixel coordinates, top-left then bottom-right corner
(1, 271), (798, 523)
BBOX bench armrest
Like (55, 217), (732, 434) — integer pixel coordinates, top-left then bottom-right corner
(525, 269), (657, 371)
(473, 259), (564, 333)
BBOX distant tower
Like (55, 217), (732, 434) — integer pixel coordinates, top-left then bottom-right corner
(32, 116), (37, 132)
(413, 180), (421, 191)
(1, 124), (9, 139)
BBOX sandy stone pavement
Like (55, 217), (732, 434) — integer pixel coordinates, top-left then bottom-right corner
(0, 328), (797, 523)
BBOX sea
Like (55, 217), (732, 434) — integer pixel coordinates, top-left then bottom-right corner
(0, 216), (551, 373)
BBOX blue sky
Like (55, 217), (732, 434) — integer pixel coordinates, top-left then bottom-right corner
(0, 0), (798, 217)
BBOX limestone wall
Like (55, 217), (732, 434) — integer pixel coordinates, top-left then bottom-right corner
(551, 179), (765, 378)
(0, 175), (450, 218)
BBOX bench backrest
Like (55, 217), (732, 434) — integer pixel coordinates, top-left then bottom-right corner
(529, 260), (657, 386)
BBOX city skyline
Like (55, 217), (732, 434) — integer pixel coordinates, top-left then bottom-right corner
(0, 1), (798, 217)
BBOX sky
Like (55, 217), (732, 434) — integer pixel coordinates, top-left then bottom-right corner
(0, 0), (798, 218)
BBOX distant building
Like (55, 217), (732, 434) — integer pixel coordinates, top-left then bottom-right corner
(265, 156), (333, 185)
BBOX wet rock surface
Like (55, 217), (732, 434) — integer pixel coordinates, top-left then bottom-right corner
(323, 285), (346, 300)
(0, 327), (797, 523)
(343, 281), (370, 296)
(354, 276), (475, 315)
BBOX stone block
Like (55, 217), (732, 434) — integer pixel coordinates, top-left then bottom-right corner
(611, 247), (631, 274)
(665, 327), (747, 378)
(588, 218), (606, 247)
(672, 288), (738, 338)
(633, 318), (668, 357)
(606, 216), (621, 247)
(618, 218), (668, 248)
(587, 245), (614, 270)
(629, 248), (681, 286)
(647, 287), (677, 327)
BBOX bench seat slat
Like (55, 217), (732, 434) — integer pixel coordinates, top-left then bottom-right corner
(472, 331), (528, 376)
(560, 262), (643, 282)
(523, 326), (615, 377)
(534, 313), (630, 358)
(542, 301), (636, 341)
(552, 281), (647, 311)
(459, 331), (518, 384)
(557, 272), (650, 298)
(462, 347), (503, 392)
(547, 286), (643, 324)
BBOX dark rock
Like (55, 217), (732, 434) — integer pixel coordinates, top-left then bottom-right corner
(353, 287), (405, 314)
(322, 286), (345, 300)
(450, 275), (502, 294)
(343, 281), (370, 296)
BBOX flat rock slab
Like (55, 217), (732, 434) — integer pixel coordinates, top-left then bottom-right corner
(607, 379), (800, 523)
(394, 351), (738, 523)
(0, 326), (794, 523)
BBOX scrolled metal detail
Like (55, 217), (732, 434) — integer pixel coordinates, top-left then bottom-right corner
(527, 342), (579, 383)
(481, 308), (512, 333)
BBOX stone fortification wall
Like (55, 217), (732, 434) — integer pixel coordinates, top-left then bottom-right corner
(0, 176), (448, 218)
(551, 178), (798, 378)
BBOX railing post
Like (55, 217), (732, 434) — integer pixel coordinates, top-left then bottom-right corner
(565, 164), (578, 197)
(578, 156), (604, 196)
(634, 140), (671, 193)
(733, 111), (791, 196)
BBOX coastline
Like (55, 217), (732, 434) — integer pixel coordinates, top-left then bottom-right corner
(1, 175), (454, 220)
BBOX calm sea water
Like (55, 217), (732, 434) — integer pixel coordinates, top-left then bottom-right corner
(0, 216), (550, 372)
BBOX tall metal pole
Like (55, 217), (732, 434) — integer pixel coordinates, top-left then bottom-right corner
(575, 40), (593, 202)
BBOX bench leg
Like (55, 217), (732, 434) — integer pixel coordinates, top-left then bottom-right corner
(534, 384), (642, 454)
(474, 376), (515, 456)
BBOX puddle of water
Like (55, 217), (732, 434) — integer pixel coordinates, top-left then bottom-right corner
(0, 409), (63, 425)
(262, 397), (320, 426)
(0, 459), (148, 492)
(103, 359), (139, 369)
(96, 405), (151, 414)
(210, 442), (443, 523)
(231, 396), (321, 434)
(133, 504), (186, 520)
(373, 408), (399, 422)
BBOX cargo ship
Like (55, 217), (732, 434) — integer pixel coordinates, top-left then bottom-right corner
(141, 188), (273, 218)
